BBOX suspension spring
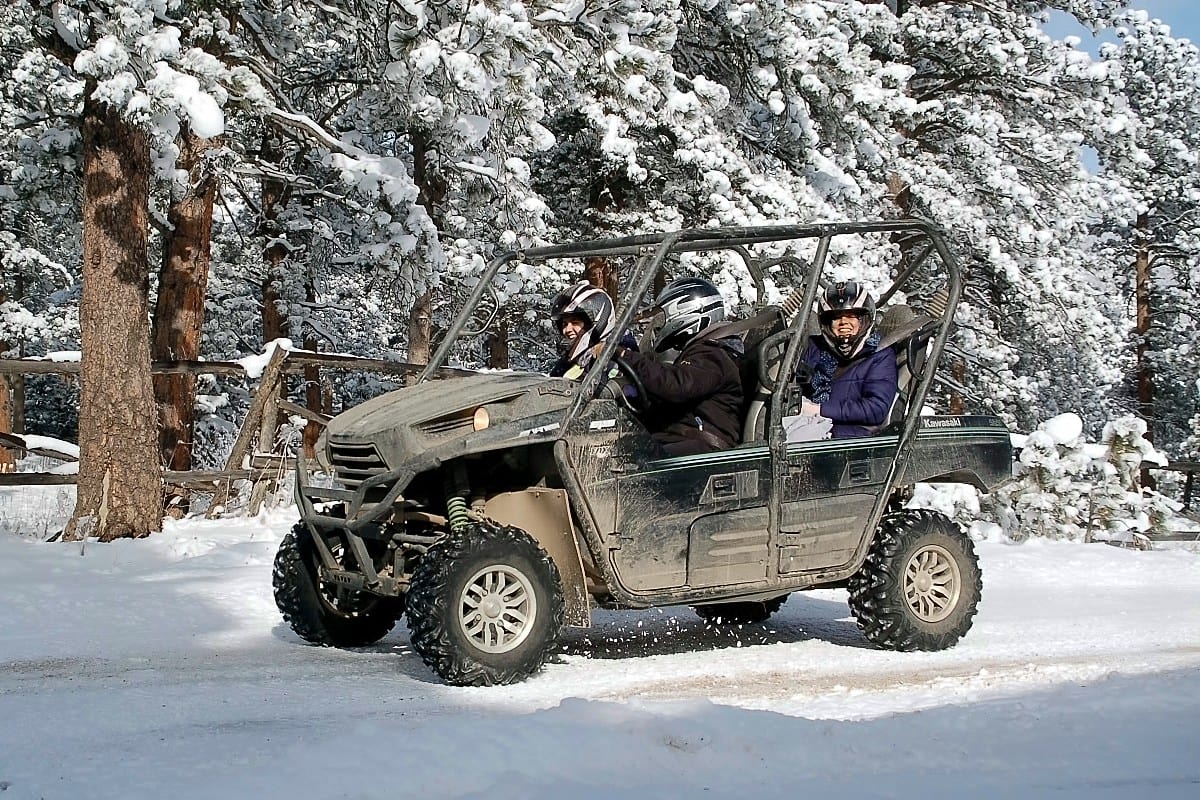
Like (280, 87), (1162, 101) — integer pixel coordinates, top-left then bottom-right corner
(446, 494), (468, 532)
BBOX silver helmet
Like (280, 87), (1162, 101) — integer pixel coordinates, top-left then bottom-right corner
(649, 277), (726, 354)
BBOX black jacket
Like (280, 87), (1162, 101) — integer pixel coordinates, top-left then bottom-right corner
(622, 336), (744, 454)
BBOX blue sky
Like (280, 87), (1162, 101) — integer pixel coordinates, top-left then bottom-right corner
(1047, 2), (1199, 46)
(1043, 3), (1197, 172)
(1126, 1), (1198, 41)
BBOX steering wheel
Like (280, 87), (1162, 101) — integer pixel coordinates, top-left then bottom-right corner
(611, 354), (648, 414)
(757, 330), (793, 392)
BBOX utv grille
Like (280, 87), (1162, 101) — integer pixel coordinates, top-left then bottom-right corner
(327, 441), (388, 487)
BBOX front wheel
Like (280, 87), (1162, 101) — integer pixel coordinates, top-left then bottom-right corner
(847, 509), (981, 651)
(272, 523), (405, 647)
(406, 521), (564, 686)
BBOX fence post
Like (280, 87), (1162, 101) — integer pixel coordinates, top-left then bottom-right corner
(247, 382), (282, 516)
(207, 346), (289, 518)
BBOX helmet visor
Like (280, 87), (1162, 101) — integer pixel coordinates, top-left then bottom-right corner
(642, 308), (667, 350)
(819, 308), (869, 326)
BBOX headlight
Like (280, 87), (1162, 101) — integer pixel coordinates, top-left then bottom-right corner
(472, 406), (490, 431)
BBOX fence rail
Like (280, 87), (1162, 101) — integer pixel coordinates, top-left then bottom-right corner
(0, 349), (464, 517)
(1143, 460), (1200, 513)
(0, 352), (476, 378)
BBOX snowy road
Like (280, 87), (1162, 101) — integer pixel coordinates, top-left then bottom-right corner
(1, 510), (1198, 798)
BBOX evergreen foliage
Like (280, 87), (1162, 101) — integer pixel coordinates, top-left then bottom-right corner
(987, 412), (1177, 543)
(0, 0), (1196, 490)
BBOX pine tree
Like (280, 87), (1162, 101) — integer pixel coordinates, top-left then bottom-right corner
(1091, 11), (1200, 456)
(24, 0), (243, 537)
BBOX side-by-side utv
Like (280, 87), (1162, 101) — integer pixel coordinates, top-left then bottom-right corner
(272, 219), (1012, 685)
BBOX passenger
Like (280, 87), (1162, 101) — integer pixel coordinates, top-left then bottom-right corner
(795, 280), (897, 438)
(548, 280), (635, 380)
(605, 277), (744, 456)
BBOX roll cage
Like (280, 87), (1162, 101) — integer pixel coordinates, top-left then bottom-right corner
(421, 218), (962, 538)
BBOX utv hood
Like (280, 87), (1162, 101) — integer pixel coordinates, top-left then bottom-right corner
(324, 372), (577, 471)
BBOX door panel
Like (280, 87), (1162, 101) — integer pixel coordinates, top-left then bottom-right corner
(614, 446), (771, 592)
(687, 507), (770, 585)
(777, 439), (897, 574)
(778, 492), (874, 572)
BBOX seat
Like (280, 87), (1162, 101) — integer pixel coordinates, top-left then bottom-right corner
(871, 305), (939, 433)
(678, 308), (787, 446)
(740, 310), (800, 443)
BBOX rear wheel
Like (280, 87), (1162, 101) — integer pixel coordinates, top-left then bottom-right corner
(848, 509), (981, 651)
(693, 596), (787, 625)
(272, 523), (404, 647)
(406, 521), (564, 686)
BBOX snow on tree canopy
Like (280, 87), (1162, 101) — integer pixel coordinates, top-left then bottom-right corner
(1042, 412), (1085, 445)
(1, 0), (1198, 464)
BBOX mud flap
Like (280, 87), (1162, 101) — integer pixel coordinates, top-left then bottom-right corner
(483, 489), (591, 627)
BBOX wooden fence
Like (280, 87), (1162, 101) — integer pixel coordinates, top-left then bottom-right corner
(0, 349), (469, 517)
(1144, 460), (1200, 514)
(6, 354), (1197, 524)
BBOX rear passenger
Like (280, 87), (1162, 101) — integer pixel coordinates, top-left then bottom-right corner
(794, 280), (898, 438)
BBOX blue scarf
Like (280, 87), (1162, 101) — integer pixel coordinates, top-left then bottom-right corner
(810, 332), (881, 403)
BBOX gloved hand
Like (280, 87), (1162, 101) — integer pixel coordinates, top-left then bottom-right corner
(801, 398), (822, 417)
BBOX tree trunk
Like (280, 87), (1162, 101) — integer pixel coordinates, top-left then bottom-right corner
(487, 321), (509, 369)
(407, 289), (433, 382)
(583, 256), (619, 303)
(0, 373), (13, 473)
(408, 129), (445, 380)
(259, 131), (291, 448)
(152, 129), (217, 479)
(11, 276), (25, 435)
(0, 290), (12, 471)
(11, 373), (23, 434)
(261, 271), (289, 338)
(260, 173), (290, 345)
(67, 93), (162, 541)
(1134, 213), (1153, 419)
(258, 130), (292, 347)
(1134, 211), (1155, 489)
(302, 280), (324, 457)
(949, 358), (966, 415)
(302, 364), (326, 459)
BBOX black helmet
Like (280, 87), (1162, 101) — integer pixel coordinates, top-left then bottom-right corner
(817, 280), (876, 360)
(649, 277), (726, 354)
(551, 281), (615, 365)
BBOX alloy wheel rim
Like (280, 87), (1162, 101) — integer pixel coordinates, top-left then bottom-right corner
(458, 564), (537, 653)
(903, 543), (961, 623)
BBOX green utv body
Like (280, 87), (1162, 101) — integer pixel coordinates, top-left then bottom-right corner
(273, 220), (1013, 685)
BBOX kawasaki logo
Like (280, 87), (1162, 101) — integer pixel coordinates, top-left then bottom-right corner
(921, 418), (963, 428)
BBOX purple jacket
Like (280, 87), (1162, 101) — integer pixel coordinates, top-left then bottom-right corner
(802, 337), (898, 438)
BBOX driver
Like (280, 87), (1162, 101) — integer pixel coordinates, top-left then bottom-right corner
(548, 281), (635, 380)
(606, 277), (743, 456)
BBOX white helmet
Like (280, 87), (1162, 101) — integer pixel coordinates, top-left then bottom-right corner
(551, 281), (615, 365)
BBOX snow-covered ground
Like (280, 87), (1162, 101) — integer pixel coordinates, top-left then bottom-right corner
(1, 504), (1198, 799)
